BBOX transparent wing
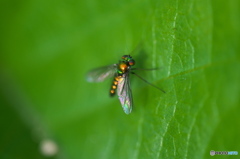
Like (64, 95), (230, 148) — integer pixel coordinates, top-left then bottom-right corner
(117, 73), (133, 114)
(86, 64), (117, 82)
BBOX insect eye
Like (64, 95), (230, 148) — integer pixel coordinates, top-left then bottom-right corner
(122, 55), (128, 60)
(129, 59), (135, 66)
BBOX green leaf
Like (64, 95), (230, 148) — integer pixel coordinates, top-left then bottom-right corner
(0, 0), (240, 159)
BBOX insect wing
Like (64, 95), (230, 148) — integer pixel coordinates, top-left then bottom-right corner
(87, 64), (117, 82)
(117, 73), (133, 114)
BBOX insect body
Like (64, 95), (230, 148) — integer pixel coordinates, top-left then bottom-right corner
(110, 55), (134, 96)
(109, 55), (135, 114)
(87, 55), (164, 114)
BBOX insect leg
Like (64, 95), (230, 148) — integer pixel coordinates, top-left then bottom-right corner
(131, 72), (166, 93)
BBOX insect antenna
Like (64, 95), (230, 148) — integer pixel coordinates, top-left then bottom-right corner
(131, 68), (160, 71)
(131, 72), (166, 93)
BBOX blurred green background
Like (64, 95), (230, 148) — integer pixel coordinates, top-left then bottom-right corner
(0, 0), (240, 159)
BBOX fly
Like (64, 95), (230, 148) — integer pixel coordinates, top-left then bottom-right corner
(86, 55), (165, 114)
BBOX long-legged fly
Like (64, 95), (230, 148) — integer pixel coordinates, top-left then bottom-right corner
(87, 55), (165, 114)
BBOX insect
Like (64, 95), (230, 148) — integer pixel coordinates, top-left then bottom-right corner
(87, 55), (165, 114)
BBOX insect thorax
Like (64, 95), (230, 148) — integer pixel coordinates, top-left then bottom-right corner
(110, 55), (135, 96)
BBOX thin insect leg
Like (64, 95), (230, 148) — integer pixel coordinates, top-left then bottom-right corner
(131, 68), (160, 71)
(131, 72), (166, 93)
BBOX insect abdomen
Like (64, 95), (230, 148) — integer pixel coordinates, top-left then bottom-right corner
(110, 76), (122, 96)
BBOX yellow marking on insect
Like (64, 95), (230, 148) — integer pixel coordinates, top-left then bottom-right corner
(119, 63), (128, 72)
(110, 90), (115, 94)
(113, 81), (118, 85)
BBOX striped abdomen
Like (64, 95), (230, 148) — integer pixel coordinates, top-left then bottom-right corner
(110, 62), (128, 96)
(110, 75), (122, 96)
